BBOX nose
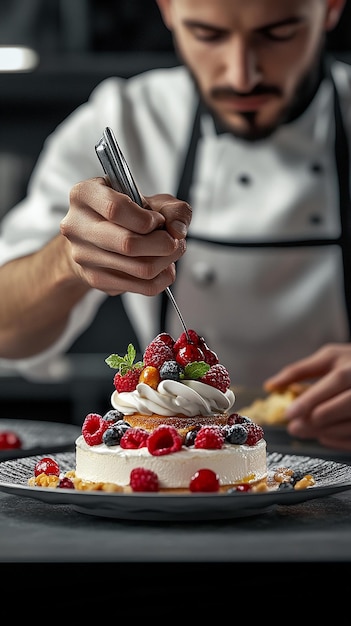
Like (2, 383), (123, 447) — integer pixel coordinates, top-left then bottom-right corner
(222, 37), (262, 93)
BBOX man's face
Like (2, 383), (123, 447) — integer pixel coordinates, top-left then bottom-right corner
(158, 0), (335, 140)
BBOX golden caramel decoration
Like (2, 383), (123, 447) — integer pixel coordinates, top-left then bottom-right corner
(138, 366), (160, 389)
(28, 473), (60, 488)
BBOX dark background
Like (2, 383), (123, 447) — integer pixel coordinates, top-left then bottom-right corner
(0, 0), (350, 220)
(0, 0), (350, 425)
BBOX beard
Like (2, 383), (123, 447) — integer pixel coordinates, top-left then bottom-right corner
(174, 39), (325, 142)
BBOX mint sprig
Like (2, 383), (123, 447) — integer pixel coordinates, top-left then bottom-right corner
(105, 344), (143, 375)
(182, 361), (210, 380)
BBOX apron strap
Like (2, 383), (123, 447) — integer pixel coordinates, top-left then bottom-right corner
(161, 59), (351, 337)
(176, 99), (203, 202)
(330, 60), (351, 337)
(160, 99), (203, 332)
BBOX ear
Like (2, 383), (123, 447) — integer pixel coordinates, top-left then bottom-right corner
(325, 0), (346, 31)
(155, 0), (173, 30)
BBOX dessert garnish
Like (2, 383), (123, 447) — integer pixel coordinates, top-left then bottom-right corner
(0, 431), (22, 450)
(25, 328), (315, 494)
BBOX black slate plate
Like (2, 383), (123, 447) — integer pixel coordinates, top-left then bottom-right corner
(0, 419), (81, 460)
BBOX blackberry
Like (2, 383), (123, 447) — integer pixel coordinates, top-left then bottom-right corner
(159, 360), (184, 381)
(225, 424), (248, 445)
(102, 409), (125, 423)
(102, 425), (126, 446)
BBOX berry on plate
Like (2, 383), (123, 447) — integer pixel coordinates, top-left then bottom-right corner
(34, 457), (60, 477)
(189, 468), (220, 493)
(130, 467), (159, 492)
(0, 431), (22, 450)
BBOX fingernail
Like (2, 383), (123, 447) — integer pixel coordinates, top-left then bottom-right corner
(287, 418), (304, 435)
(171, 220), (187, 237)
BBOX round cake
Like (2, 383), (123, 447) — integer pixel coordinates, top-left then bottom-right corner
(74, 330), (268, 493)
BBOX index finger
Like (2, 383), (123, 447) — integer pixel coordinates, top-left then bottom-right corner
(71, 177), (166, 234)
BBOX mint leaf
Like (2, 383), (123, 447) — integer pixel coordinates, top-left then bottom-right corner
(105, 354), (125, 369)
(105, 344), (143, 374)
(184, 361), (210, 379)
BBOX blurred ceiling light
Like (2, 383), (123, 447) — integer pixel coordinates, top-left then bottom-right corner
(0, 46), (39, 72)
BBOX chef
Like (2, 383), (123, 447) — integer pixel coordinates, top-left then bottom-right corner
(0, 0), (350, 448)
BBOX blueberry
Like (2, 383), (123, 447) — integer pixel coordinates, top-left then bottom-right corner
(225, 424), (248, 445)
(102, 409), (125, 423)
(102, 425), (126, 446)
(278, 481), (294, 490)
(290, 470), (305, 486)
(159, 360), (184, 381)
(228, 412), (252, 425)
(114, 419), (131, 431)
(184, 427), (200, 447)
(236, 414), (252, 424)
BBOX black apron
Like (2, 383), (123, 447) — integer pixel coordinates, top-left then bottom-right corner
(161, 57), (351, 339)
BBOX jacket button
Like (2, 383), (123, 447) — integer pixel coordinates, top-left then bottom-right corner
(310, 162), (323, 174)
(238, 174), (252, 185)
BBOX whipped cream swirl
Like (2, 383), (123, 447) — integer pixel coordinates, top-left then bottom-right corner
(111, 379), (235, 417)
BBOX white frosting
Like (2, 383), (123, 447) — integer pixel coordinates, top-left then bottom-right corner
(111, 379), (235, 417)
(75, 435), (267, 489)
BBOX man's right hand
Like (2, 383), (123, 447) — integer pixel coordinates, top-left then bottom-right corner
(0, 176), (191, 360)
(60, 176), (192, 296)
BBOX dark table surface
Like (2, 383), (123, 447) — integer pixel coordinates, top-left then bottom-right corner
(1, 480), (351, 563)
(0, 420), (351, 568)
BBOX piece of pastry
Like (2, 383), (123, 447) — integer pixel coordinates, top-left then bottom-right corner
(238, 383), (309, 426)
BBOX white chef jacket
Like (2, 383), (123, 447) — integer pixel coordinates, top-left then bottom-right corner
(0, 59), (350, 385)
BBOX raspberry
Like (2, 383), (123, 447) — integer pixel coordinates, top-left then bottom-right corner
(130, 467), (159, 492)
(120, 427), (149, 449)
(173, 329), (200, 351)
(194, 426), (224, 450)
(189, 468), (220, 493)
(244, 422), (264, 446)
(199, 363), (231, 392)
(154, 333), (175, 349)
(143, 339), (175, 368)
(0, 431), (22, 450)
(82, 413), (110, 446)
(147, 425), (183, 456)
(114, 368), (141, 392)
(34, 457), (60, 477)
